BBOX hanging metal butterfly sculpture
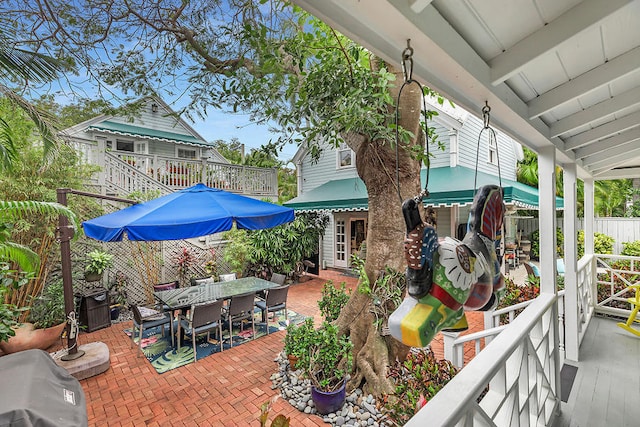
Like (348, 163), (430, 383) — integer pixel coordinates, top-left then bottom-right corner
(389, 185), (506, 348)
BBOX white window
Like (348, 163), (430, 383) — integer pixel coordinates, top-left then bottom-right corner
(116, 139), (134, 152)
(177, 147), (197, 159)
(337, 148), (355, 169)
(488, 133), (498, 165)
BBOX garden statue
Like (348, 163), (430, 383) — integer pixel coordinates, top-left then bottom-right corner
(389, 184), (506, 348)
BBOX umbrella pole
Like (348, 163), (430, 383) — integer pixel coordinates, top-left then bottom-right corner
(57, 188), (136, 361)
(58, 189), (84, 360)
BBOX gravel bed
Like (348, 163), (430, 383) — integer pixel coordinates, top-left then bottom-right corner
(270, 352), (390, 426)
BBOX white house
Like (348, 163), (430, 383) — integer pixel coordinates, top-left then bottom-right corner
(60, 96), (278, 199)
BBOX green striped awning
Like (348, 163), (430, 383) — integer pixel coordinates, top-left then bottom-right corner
(89, 120), (212, 147)
(284, 166), (563, 211)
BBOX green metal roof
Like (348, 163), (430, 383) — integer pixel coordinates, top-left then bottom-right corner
(284, 166), (564, 211)
(88, 120), (212, 147)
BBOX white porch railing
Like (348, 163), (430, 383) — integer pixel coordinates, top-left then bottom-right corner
(109, 152), (278, 196)
(593, 254), (640, 318)
(429, 253), (640, 425)
(444, 290), (566, 369)
(104, 153), (173, 196)
(411, 293), (561, 426)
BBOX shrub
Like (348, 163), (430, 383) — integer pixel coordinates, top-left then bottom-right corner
(621, 240), (640, 257)
(318, 280), (350, 322)
(577, 230), (614, 258)
(381, 348), (458, 425)
(530, 228), (564, 260)
(27, 279), (66, 329)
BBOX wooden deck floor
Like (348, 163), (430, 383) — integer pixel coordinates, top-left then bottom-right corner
(554, 316), (640, 427)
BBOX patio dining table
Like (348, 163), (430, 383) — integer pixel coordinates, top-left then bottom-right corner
(154, 276), (280, 311)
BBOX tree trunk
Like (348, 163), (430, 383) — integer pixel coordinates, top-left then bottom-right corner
(336, 75), (425, 396)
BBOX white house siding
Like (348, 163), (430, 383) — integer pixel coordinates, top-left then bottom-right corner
(456, 117), (519, 181)
(298, 143), (362, 194)
(429, 121), (452, 169)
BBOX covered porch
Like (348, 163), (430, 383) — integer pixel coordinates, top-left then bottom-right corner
(290, 1), (640, 425)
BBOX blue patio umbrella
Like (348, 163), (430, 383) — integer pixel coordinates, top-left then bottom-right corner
(83, 183), (295, 242)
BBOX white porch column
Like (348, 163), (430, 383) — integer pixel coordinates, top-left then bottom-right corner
(563, 163), (579, 362)
(584, 178), (595, 255)
(538, 145), (562, 403)
(538, 146), (557, 294)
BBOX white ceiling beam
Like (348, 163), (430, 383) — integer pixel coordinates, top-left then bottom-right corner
(591, 158), (640, 176)
(550, 85), (640, 138)
(410, 0), (434, 13)
(582, 143), (640, 167)
(528, 45), (640, 119)
(564, 110), (640, 150)
(594, 167), (640, 179)
(489, 0), (632, 86)
(573, 127), (640, 159)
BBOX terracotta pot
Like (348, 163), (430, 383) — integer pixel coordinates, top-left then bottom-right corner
(287, 354), (299, 369)
(0, 322), (66, 354)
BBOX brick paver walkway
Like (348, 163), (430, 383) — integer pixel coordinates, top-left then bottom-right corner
(62, 269), (489, 426)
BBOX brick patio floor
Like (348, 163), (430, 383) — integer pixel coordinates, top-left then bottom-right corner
(66, 269), (488, 426)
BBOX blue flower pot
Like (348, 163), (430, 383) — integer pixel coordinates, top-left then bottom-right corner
(311, 381), (346, 415)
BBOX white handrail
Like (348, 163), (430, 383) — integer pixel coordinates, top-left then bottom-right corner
(409, 294), (560, 426)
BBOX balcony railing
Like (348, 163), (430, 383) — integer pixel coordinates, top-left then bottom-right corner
(110, 152), (278, 196)
(427, 253), (640, 426)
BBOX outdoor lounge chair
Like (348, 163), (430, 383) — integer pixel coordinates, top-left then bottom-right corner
(130, 305), (172, 357)
(224, 292), (255, 346)
(255, 285), (289, 334)
(178, 300), (224, 360)
(617, 284), (640, 337)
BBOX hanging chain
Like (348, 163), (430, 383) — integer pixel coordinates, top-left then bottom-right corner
(395, 39), (430, 204)
(473, 101), (502, 192)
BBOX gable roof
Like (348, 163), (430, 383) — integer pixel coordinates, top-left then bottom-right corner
(60, 96), (218, 150)
(284, 165), (563, 211)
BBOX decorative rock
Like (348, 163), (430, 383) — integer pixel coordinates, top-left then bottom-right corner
(271, 351), (390, 427)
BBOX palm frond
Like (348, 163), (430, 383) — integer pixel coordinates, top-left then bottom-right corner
(0, 241), (40, 273)
(0, 116), (17, 172)
(0, 44), (64, 84)
(0, 84), (62, 162)
(0, 200), (79, 228)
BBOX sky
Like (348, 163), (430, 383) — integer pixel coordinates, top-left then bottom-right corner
(186, 110), (299, 164)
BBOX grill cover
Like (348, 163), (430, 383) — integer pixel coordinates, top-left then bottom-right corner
(0, 349), (87, 427)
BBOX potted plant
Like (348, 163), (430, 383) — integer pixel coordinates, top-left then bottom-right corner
(0, 279), (67, 354)
(283, 317), (315, 370)
(84, 249), (113, 282)
(306, 321), (353, 415)
(108, 271), (129, 321)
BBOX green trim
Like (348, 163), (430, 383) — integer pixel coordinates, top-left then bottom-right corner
(284, 166), (563, 211)
(89, 120), (211, 147)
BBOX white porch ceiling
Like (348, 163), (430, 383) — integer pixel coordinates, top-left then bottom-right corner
(291, 0), (640, 180)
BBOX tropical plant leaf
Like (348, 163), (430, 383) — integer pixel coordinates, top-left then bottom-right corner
(0, 241), (40, 273)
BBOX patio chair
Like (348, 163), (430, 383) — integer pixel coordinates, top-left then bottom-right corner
(617, 284), (640, 337)
(190, 277), (217, 286)
(224, 292), (255, 347)
(255, 285), (289, 334)
(130, 305), (172, 357)
(153, 281), (178, 292)
(178, 300), (224, 360)
(219, 273), (237, 282)
(270, 273), (287, 285)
